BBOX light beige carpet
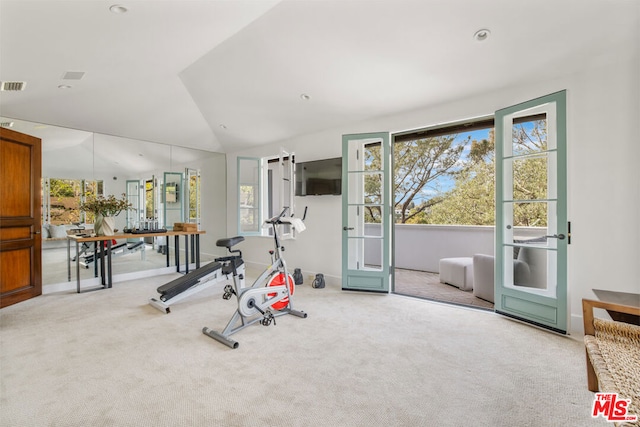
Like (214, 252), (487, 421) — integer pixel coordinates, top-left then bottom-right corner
(1, 273), (605, 426)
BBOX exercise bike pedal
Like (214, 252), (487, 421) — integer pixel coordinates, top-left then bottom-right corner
(222, 284), (236, 300)
(260, 311), (276, 327)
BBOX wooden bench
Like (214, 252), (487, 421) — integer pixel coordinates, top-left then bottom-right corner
(582, 298), (640, 425)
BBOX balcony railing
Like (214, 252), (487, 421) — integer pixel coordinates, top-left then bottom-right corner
(365, 223), (545, 272)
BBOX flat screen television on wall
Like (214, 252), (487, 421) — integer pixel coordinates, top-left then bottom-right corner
(295, 157), (342, 196)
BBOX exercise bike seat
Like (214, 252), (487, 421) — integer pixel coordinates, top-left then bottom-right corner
(216, 236), (244, 249)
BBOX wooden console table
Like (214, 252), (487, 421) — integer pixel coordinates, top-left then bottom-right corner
(67, 230), (206, 293)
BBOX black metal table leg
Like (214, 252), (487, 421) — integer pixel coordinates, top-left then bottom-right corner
(166, 236), (170, 267)
(175, 235), (180, 272)
(195, 234), (200, 269)
(190, 235), (195, 264)
(184, 234), (189, 274)
(99, 241), (106, 288)
(106, 239), (113, 288)
(75, 240), (80, 293)
(67, 237), (71, 282)
(94, 241), (99, 278)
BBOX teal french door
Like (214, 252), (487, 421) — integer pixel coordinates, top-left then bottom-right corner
(495, 91), (568, 333)
(342, 133), (392, 292)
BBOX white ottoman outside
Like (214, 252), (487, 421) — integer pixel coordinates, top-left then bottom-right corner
(439, 257), (474, 291)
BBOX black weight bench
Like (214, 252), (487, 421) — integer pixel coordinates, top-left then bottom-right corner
(149, 236), (245, 313)
(157, 261), (223, 301)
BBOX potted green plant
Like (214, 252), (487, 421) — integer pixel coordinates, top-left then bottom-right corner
(80, 193), (131, 236)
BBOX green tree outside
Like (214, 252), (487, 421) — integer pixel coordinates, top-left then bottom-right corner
(383, 119), (548, 227)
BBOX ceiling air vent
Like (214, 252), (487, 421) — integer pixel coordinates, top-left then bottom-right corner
(1, 81), (27, 91)
(62, 71), (85, 80)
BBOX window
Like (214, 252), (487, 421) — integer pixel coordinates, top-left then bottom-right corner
(186, 168), (201, 226)
(237, 150), (295, 237)
(43, 178), (103, 225)
(238, 157), (262, 235)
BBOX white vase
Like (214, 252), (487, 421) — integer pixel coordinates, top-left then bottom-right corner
(95, 215), (116, 236)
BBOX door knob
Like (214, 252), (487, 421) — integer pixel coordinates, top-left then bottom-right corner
(343, 227), (354, 231)
(545, 234), (565, 240)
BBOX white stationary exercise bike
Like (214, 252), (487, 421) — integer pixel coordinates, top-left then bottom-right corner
(202, 207), (307, 349)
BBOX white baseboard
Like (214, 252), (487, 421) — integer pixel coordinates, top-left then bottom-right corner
(43, 265), (185, 294)
(243, 261), (340, 288)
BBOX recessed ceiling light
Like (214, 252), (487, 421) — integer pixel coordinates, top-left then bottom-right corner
(58, 84), (72, 89)
(300, 94), (311, 101)
(473, 29), (491, 42)
(109, 4), (128, 14)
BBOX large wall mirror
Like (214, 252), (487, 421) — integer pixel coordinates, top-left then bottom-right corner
(1, 117), (227, 287)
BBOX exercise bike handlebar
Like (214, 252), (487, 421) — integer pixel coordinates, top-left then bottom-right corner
(265, 207), (289, 225)
(265, 206), (308, 225)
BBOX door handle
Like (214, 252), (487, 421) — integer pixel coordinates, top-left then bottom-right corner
(33, 231), (41, 235)
(343, 227), (354, 231)
(545, 234), (565, 240)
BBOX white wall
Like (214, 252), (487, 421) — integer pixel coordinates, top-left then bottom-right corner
(226, 48), (640, 334)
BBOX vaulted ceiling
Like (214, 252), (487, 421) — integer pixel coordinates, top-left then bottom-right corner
(1, 0), (638, 154)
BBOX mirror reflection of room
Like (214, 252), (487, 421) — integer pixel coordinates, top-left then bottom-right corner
(2, 117), (226, 287)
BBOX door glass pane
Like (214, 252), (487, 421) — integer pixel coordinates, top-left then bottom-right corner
(513, 155), (547, 200)
(363, 143), (382, 171)
(513, 201), (547, 229)
(346, 206), (382, 237)
(513, 246), (549, 290)
(348, 172), (383, 205)
(347, 139), (383, 172)
(512, 115), (547, 155)
(348, 238), (382, 271)
(507, 201), (557, 248)
(363, 206), (383, 234)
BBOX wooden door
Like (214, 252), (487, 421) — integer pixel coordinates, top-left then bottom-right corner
(0, 127), (42, 308)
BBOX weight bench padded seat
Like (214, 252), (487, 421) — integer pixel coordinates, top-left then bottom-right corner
(157, 262), (222, 301)
(439, 257), (474, 291)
